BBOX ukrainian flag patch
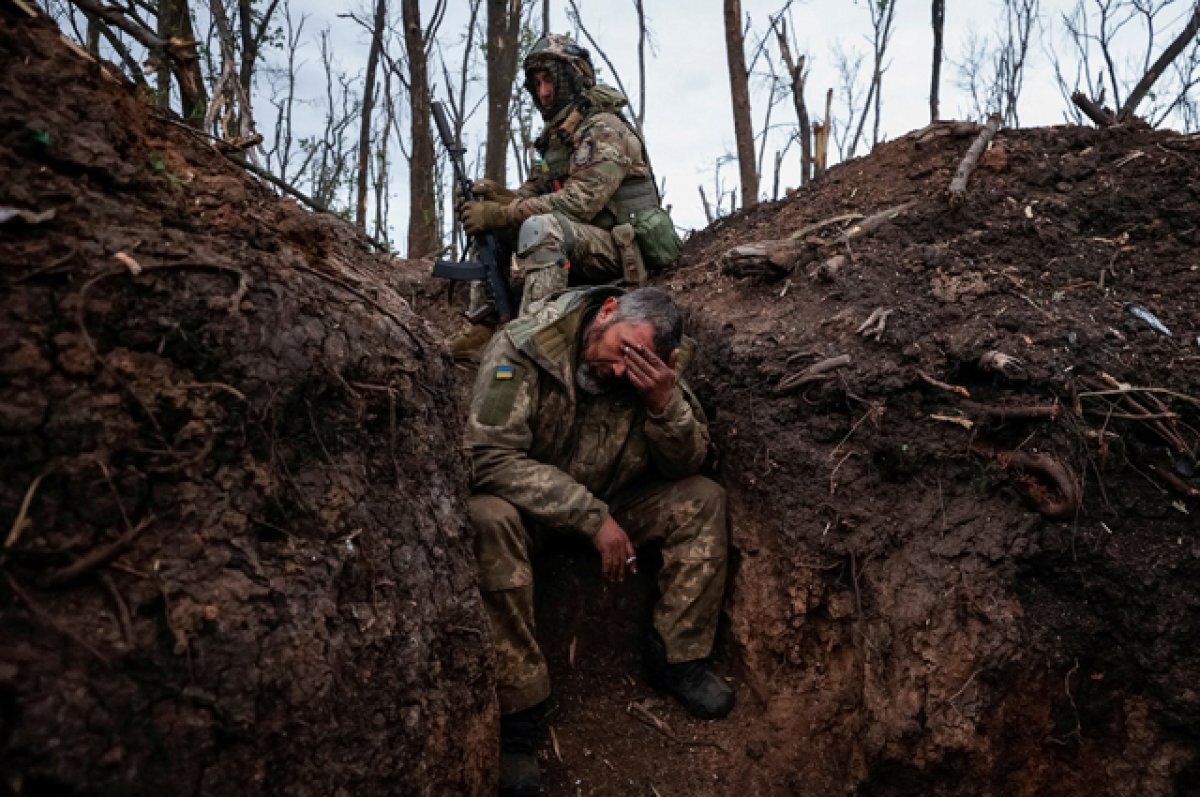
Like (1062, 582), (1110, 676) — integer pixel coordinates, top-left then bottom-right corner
(478, 362), (525, 426)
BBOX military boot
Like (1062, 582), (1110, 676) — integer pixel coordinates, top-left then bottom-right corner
(499, 701), (544, 797)
(445, 323), (495, 363)
(643, 632), (735, 720)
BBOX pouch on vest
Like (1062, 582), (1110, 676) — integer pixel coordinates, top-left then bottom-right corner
(611, 223), (647, 285)
(630, 206), (684, 271)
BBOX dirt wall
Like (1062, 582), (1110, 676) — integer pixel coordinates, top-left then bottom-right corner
(0, 17), (494, 796)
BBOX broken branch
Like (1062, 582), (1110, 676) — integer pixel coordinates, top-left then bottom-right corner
(949, 113), (1001, 204)
(777, 354), (852, 395)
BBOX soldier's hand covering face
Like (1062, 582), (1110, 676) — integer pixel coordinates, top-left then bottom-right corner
(622, 342), (678, 415)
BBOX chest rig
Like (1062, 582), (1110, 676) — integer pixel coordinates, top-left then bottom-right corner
(532, 95), (661, 231)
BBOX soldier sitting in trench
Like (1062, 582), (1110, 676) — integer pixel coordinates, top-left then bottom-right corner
(449, 32), (682, 360)
(466, 285), (733, 796)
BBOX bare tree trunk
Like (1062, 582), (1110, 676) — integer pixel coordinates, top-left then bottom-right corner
(635, 0), (647, 131)
(1119, 2), (1200, 122)
(848, 0), (896, 157)
(931, 0), (945, 122)
(724, 0), (758, 208)
(485, 0), (523, 184)
(402, 0), (440, 257)
(813, 87), (832, 179)
(773, 18), (811, 185)
(543, 0), (550, 34)
(699, 185), (714, 224)
(356, 0), (387, 229)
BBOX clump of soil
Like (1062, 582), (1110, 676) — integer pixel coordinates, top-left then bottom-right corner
(1, 16), (493, 796)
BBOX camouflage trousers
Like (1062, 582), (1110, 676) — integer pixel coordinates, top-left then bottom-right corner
(469, 475), (727, 714)
(468, 213), (622, 317)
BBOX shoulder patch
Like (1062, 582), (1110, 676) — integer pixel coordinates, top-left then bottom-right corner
(477, 362), (526, 426)
(573, 139), (594, 167)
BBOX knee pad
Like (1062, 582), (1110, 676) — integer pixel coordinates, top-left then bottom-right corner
(517, 214), (566, 258)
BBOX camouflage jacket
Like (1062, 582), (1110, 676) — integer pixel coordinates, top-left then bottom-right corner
(466, 287), (710, 537)
(505, 86), (652, 229)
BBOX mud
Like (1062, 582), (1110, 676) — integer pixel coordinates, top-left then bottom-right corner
(1, 16), (493, 796)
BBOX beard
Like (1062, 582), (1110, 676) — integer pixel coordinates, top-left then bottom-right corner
(574, 362), (609, 395)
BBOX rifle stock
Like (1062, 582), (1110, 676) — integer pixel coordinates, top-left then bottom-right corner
(431, 100), (515, 322)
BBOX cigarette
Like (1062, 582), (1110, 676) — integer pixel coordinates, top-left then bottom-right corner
(625, 555), (638, 565)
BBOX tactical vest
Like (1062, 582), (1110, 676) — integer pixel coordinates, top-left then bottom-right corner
(533, 90), (660, 231)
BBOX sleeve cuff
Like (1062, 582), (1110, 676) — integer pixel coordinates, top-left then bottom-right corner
(646, 388), (687, 423)
(578, 501), (610, 538)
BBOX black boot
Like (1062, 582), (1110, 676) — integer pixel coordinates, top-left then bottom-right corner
(643, 632), (735, 720)
(499, 701), (544, 797)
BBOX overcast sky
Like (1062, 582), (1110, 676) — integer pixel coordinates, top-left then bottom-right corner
(279, 0), (1195, 246)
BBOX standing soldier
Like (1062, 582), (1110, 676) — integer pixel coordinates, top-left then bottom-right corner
(448, 33), (683, 360)
(466, 286), (734, 796)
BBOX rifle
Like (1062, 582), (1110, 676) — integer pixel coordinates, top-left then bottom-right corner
(431, 100), (515, 324)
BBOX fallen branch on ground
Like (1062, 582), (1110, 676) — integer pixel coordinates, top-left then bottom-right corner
(949, 113), (1001, 205)
(777, 354), (852, 394)
(40, 516), (156, 588)
(962, 401), (1060, 420)
(918, 370), (970, 398)
(1071, 91), (1117, 127)
(723, 202), (917, 279)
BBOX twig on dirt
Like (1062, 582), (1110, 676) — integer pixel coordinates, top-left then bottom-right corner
(787, 212), (864, 241)
(548, 725), (562, 762)
(856, 307), (894, 341)
(917, 370), (970, 398)
(40, 516), (156, 588)
(829, 450), (855, 496)
(1078, 387), (1200, 408)
(5, 573), (111, 666)
(1149, 464), (1200, 497)
(949, 113), (1001, 204)
(944, 668), (981, 707)
(1085, 408), (1179, 421)
(626, 702), (727, 752)
(447, 625), (483, 637)
(929, 413), (975, 430)
(4, 467), (53, 551)
(1048, 659), (1083, 745)
(849, 550), (865, 618)
(840, 202), (919, 243)
(305, 399), (334, 463)
(962, 401), (1060, 420)
(777, 354), (851, 395)
(99, 572), (134, 648)
(13, 244), (81, 283)
(178, 382), (247, 402)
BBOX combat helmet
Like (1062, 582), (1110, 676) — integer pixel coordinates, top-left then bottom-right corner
(523, 33), (595, 118)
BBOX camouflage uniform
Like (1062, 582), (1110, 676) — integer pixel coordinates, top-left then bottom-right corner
(468, 35), (663, 317)
(466, 287), (728, 714)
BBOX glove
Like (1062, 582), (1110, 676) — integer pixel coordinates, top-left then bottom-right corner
(459, 200), (510, 235)
(471, 178), (517, 202)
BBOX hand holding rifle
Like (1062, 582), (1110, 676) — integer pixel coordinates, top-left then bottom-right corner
(431, 100), (516, 323)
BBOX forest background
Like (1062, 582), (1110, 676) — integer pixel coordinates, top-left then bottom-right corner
(41, 0), (1200, 254)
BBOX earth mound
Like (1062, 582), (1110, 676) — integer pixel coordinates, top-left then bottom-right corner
(671, 121), (1200, 794)
(1, 16), (493, 796)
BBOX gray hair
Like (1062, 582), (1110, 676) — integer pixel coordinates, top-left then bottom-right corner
(611, 287), (683, 359)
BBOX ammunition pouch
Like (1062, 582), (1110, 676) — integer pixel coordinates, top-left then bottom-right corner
(611, 224), (646, 285)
